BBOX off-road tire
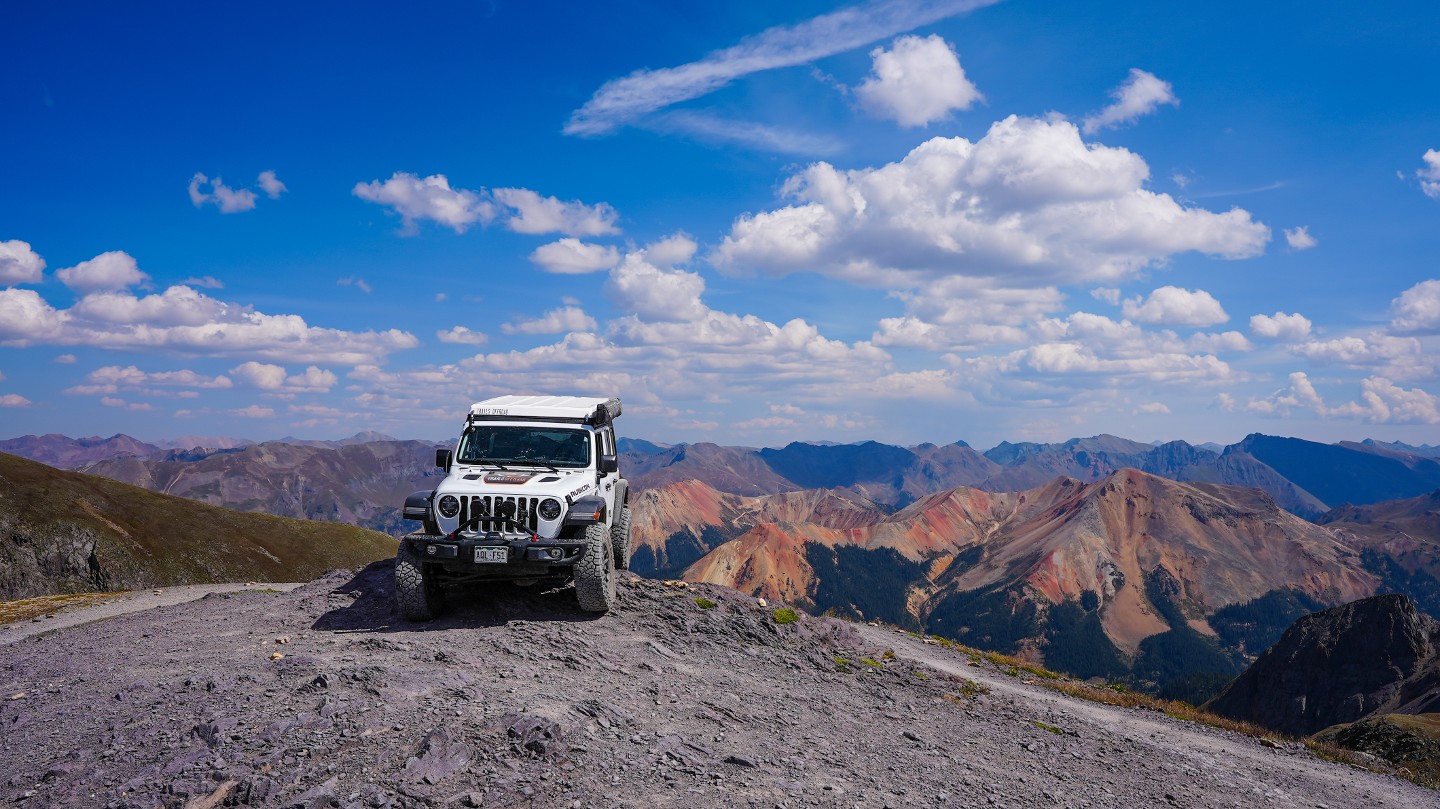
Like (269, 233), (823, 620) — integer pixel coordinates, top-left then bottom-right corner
(574, 523), (616, 613)
(395, 541), (445, 621)
(610, 506), (632, 571)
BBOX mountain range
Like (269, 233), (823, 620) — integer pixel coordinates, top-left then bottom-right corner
(6, 428), (1440, 700)
(7, 429), (1440, 522)
(631, 468), (1440, 700)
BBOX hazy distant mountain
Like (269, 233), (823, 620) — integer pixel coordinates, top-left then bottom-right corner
(759, 440), (923, 489)
(0, 451), (395, 599)
(1361, 438), (1440, 459)
(149, 435), (255, 451)
(624, 442), (799, 497)
(81, 439), (446, 535)
(618, 437), (670, 455)
(270, 431), (402, 449)
(0, 433), (159, 467)
(1235, 434), (1440, 507)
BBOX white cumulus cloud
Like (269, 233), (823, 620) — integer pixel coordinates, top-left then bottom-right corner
(1283, 226), (1317, 250)
(0, 240), (45, 286)
(644, 233), (698, 268)
(1121, 286), (1229, 326)
(257, 170), (286, 199)
(1418, 149), (1440, 199)
(231, 405), (276, 419)
(714, 116), (1269, 289)
(353, 172), (497, 234)
(0, 284), (418, 364)
(529, 239), (621, 274)
(1250, 311), (1312, 341)
(231, 361), (288, 389)
(353, 173), (619, 238)
(189, 173), (258, 213)
(68, 365), (234, 395)
(0, 394), (31, 407)
(1082, 69), (1179, 134)
(492, 188), (619, 237)
(856, 34), (982, 127)
(285, 366), (337, 392)
(1391, 279), (1440, 334)
(437, 326), (489, 346)
(55, 251), (149, 292)
(502, 306), (598, 335)
(1248, 371), (1440, 424)
(606, 253), (708, 322)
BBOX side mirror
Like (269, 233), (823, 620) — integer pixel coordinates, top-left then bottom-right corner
(435, 448), (452, 472)
(599, 454), (618, 474)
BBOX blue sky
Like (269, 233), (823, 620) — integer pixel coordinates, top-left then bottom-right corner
(2, 0), (1439, 449)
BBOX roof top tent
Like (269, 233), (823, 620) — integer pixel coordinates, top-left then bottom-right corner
(466, 395), (622, 426)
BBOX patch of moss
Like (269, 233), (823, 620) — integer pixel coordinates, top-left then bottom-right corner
(772, 607), (800, 625)
(1033, 721), (1064, 735)
(693, 597), (718, 609)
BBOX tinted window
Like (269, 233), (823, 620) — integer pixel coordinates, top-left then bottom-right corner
(457, 426), (591, 468)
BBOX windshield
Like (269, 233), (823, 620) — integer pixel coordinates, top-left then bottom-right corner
(456, 425), (591, 469)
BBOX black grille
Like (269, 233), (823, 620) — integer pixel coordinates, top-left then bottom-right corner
(457, 495), (539, 533)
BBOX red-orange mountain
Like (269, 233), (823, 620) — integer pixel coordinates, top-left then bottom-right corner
(639, 470), (1386, 663)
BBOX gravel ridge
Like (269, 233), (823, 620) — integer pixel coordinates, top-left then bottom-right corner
(1, 562), (1433, 808)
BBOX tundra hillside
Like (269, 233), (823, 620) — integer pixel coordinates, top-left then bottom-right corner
(0, 451), (396, 600)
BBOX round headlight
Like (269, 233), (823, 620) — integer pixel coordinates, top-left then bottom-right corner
(538, 498), (563, 520)
(437, 495), (460, 518)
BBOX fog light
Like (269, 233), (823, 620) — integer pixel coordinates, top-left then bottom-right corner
(547, 548), (563, 560)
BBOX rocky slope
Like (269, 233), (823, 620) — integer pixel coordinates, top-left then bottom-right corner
(0, 451), (396, 600)
(1206, 594), (1440, 736)
(1, 564), (1431, 808)
(1314, 713), (1440, 786)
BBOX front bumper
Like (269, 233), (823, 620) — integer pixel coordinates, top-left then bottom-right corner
(404, 533), (586, 577)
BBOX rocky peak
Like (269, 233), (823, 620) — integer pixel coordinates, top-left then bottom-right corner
(1207, 594), (1440, 736)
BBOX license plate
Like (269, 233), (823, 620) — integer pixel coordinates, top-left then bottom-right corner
(475, 546), (507, 563)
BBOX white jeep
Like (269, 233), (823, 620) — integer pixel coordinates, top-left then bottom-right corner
(395, 395), (631, 619)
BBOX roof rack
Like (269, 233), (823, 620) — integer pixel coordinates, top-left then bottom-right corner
(466, 395), (622, 426)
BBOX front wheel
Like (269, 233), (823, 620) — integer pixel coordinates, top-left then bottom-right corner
(574, 523), (616, 613)
(610, 506), (632, 571)
(395, 541), (445, 621)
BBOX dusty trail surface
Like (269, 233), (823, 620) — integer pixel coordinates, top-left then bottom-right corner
(0, 562), (1431, 808)
(1, 584), (304, 646)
